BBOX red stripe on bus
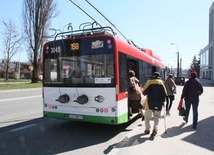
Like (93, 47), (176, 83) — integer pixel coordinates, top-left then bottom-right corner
(116, 92), (128, 101)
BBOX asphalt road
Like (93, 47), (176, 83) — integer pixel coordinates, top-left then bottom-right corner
(0, 80), (213, 155)
(0, 88), (137, 155)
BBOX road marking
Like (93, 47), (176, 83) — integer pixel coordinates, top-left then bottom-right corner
(0, 95), (41, 102)
(9, 124), (37, 132)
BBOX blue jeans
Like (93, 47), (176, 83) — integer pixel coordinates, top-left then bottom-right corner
(184, 101), (199, 127)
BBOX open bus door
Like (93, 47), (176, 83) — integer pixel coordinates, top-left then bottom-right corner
(128, 58), (139, 79)
(127, 58), (141, 118)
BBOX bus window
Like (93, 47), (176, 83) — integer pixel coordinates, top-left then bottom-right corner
(43, 37), (115, 86)
(44, 59), (58, 82)
(119, 52), (128, 92)
(139, 61), (151, 85)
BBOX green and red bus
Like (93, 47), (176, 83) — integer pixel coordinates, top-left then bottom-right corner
(42, 23), (166, 125)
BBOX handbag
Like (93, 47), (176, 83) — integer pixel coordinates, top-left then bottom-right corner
(179, 107), (186, 116)
(177, 99), (183, 110)
(140, 93), (146, 108)
(177, 99), (186, 116)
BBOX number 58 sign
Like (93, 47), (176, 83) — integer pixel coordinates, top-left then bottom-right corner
(70, 43), (79, 50)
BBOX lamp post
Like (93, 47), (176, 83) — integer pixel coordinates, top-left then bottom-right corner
(180, 58), (182, 76)
(171, 43), (179, 77)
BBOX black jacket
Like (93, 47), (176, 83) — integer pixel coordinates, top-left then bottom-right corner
(143, 78), (167, 111)
(181, 78), (203, 102)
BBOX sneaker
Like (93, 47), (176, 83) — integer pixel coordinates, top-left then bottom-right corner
(144, 130), (150, 134)
(192, 125), (197, 129)
(150, 130), (157, 137)
(166, 111), (170, 115)
(183, 117), (187, 123)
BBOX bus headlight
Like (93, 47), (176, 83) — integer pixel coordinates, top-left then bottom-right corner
(94, 95), (104, 103)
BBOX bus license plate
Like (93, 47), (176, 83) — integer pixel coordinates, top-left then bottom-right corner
(68, 114), (83, 120)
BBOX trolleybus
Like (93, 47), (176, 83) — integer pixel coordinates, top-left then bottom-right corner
(42, 22), (166, 125)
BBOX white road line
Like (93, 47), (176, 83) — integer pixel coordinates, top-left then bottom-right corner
(0, 95), (41, 102)
(9, 124), (37, 132)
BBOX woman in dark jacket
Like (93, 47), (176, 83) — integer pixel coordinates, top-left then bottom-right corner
(181, 72), (203, 129)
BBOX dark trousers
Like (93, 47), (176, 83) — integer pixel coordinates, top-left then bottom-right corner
(166, 96), (173, 111)
(184, 101), (199, 127)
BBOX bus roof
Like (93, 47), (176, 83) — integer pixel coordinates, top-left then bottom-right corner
(113, 36), (166, 69)
(45, 23), (166, 69)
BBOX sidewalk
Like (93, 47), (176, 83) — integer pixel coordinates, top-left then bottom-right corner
(106, 80), (214, 155)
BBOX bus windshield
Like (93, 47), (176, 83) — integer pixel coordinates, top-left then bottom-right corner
(43, 37), (115, 86)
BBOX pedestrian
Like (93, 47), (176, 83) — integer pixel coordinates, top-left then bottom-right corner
(164, 74), (176, 115)
(142, 72), (167, 138)
(128, 70), (144, 121)
(180, 71), (203, 129)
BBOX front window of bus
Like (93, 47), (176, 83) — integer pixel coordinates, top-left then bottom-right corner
(43, 37), (115, 86)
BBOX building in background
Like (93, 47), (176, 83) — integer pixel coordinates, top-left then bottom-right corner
(200, 2), (214, 81)
(0, 59), (32, 79)
(200, 45), (210, 79)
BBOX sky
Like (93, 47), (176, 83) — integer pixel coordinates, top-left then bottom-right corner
(0, 0), (213, 69)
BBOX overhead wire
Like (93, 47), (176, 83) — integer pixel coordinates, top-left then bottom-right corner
(160, 0), (198, 45)
(85, 0), (130, 43)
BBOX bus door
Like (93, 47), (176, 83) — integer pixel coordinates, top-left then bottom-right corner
(127, 58), (140, 114)
(128, 58), (139, 79)
(151, 66), (157, 74)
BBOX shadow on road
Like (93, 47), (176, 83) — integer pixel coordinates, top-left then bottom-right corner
(102, 116), (214, 155)
(0, 116), (139, 155)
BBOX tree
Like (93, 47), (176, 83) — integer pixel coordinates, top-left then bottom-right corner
(188, 55), (200, 76)
(22, 0), (58, 83)
(1, 19), (24, 81)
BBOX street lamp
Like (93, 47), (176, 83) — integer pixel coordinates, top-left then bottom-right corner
(171, 43), (179, 77)
(180, 58), (182, 76)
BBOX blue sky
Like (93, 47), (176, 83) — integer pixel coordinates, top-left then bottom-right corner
(0, 0), (213, 69)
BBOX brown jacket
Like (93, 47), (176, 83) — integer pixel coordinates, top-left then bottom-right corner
(128, 76), (141, 101)
(164, 77), (176, 96)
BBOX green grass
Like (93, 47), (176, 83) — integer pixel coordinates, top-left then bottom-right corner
(0, 78), (42, 90)
(0, 78), (31, 82)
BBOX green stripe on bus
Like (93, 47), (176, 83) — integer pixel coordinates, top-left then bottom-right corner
(43, 112), (128, 125)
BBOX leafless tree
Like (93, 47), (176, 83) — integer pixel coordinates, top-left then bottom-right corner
(1, 19), (24, 81)
(22, 0), (58, 83)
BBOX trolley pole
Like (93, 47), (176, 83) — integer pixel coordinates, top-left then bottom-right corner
(177, 52), (179, 77)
